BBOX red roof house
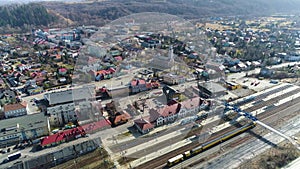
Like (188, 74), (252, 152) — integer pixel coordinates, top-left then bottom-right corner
(134, 116), (154, 134)
(40, 126), (85, 147)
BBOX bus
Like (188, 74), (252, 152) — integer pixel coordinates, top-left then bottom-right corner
(7, 151), (21, 162)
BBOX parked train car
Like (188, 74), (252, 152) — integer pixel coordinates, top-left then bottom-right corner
(167, 122), (256, 167)
(235, 96), (256, 107)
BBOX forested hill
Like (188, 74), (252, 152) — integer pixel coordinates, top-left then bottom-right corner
(1, 0), (300, 33)
(42, 0), (300, 27)
(0, 3), (57, 30)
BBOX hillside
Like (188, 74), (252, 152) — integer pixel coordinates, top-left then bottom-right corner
(1, 0), (300, 33)
(0, 3), (57, 33)
(41, 0), (300, 27)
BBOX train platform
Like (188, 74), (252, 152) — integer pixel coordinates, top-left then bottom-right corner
(129, 137), (192, 168)
(124, 124), (183, 156)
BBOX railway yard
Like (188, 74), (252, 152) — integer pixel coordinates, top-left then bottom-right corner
(103, 82), (300, 169)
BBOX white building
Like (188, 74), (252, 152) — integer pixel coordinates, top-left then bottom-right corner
(0, 113), (50, 148)
(47, 103), (77, 127)
(3, 102), (28, 119)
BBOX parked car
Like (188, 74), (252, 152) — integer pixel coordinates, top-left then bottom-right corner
(0, 149), (7, 154)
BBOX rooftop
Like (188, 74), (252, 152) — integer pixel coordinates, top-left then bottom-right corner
(0, 113), (49, 136)
(40, 126), (84, 146)
(44, 86), (95, 105)
(4, 102), (26, 112)
(134, 117), (154, 130)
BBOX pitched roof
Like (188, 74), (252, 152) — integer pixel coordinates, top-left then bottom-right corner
(131, 79), (146, 86)
(40, 126), (85, 146)
(59, 68), (67, 72)
(4, 103), (26, 112)
(134, 116), (154, 131)
(181, 97), (203, 110)
(148, 102), (181, 122)
(149, 108), (161, 122)
(81, 118), (111, 133)
(158, 103), (181, 117)
(113, 111), (131, 124)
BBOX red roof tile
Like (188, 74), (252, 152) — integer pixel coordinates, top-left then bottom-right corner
(158, 103), (181, 117)
(40, 126), (85, 146)
(113, 112), (131, 124)
(131, 79), (146, 86)
(81, 119), (111, 133)
(59, 68), (67, 73)
(4, 103), (26, 112)
(134, 116), (154, 130)
(181, 97), (203, 109)
(149, 109), (161, 122)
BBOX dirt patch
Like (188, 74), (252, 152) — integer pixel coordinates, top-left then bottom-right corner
(237, 141), (300, 169)
(52, 148), (115, 169)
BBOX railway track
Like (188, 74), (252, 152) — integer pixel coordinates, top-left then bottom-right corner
(245, 87), (300, 112)
(134, 124), (242, 169)
(133, 86), (300, 169)
(133, 87), (300, 165)
(178, 97), (300, 168)
(187, 101), (300, 169)
(111, 84), (295, 154)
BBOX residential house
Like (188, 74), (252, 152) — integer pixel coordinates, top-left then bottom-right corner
(17, 64), (31, 71)
(109, 111), (131, 127)
(133, 101), (181, 134)
(134, 96), (210, 134)
(58, 68), (68, 76)
(236, 62), (248, 71)
(110, 50), (122, 57)
(0, 78), (5, 88)
(90, 68), (115, 81)
(130, 79), (147, 94)
(0, 89), (16, 106)
(153, 101), (182, 126)
(3, 102), (27, 119)
(134, 117), (155, 134)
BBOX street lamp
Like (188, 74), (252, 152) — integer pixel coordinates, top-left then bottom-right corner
(53, 157), (56, 168)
